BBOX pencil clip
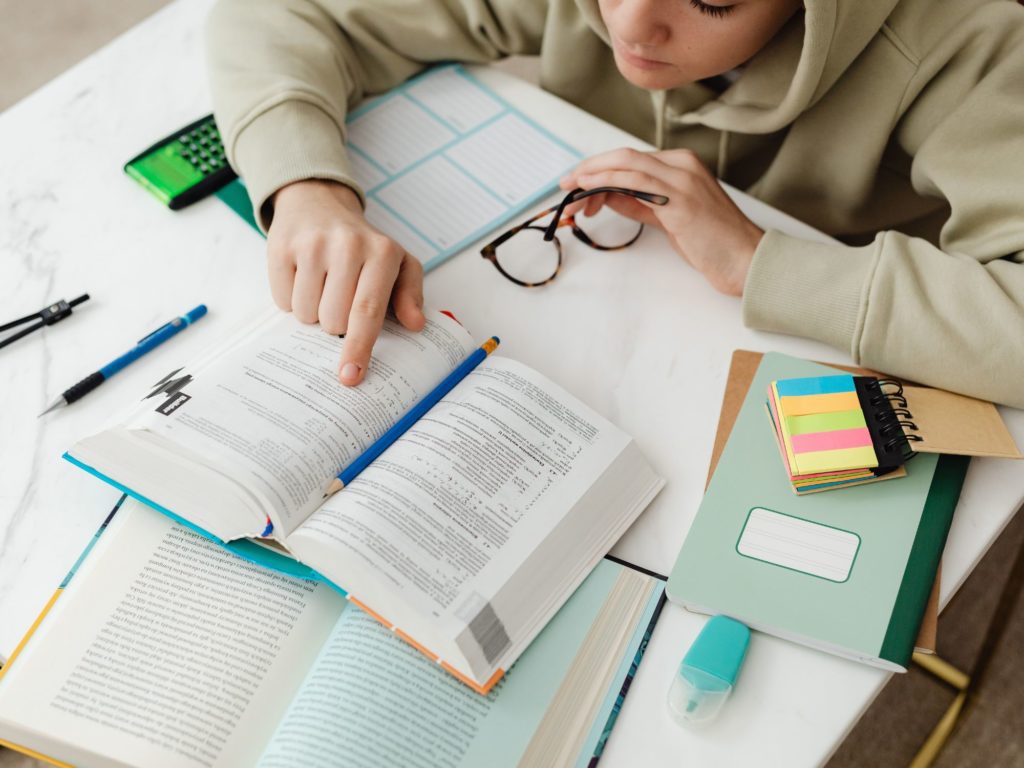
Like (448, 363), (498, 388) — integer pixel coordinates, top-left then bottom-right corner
(138, 319), (176, 344)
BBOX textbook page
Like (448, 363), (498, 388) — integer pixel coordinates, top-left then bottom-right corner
(126, 310), (476, 537)
(287, 356), (632, 671)
(256, 561), (628, 768)
(347, 65), (581, 271)
(0, 500), (343, 768)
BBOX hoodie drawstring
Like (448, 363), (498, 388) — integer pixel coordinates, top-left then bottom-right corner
(716, 129), (730, 179)
(653, 89), (667, 150)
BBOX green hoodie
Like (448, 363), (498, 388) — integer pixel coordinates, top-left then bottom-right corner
(206, 0), (1024, 407)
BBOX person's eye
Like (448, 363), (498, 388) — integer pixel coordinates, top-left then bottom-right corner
(689, 0), (736, 18)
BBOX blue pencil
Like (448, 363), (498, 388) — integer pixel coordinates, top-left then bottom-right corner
(323, 336), (500, 497)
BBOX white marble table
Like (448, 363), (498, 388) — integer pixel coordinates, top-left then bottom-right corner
(1, 1), (1022, 765)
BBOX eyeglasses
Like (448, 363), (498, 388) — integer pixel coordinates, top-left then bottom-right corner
(480, 186), (669, 287)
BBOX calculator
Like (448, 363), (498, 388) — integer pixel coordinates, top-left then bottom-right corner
(124, 114), (237, 210)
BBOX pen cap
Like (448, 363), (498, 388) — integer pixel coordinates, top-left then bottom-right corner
(667, 615), (750, 725)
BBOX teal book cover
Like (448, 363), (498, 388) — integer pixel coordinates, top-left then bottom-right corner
(667, 352), (968, 670)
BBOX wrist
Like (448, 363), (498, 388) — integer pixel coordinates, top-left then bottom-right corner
(274, 179), (363, 215)
(717, 223), (763, 296)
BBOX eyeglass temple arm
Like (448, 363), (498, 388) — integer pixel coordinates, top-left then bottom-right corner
(481, 203), (564, 257)
(542, 187), (669, 241)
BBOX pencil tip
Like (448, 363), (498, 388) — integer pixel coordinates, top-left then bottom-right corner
(38, 398), (64, 417)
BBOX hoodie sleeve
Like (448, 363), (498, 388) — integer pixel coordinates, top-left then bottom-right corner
(742, 8), (1024, 408)
(205, 0), (546, 231)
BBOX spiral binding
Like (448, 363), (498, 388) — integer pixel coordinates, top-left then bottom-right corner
(863, 378), (920, 462)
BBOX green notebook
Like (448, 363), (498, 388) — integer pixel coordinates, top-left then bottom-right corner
(667, 352), (968, 671)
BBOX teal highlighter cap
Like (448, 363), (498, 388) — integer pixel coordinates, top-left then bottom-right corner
(667, 615), (750, 726)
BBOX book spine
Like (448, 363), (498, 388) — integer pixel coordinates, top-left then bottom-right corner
(0, 496), (123, 679)
(588, 592), (666, 767)
(878, 455), (970, 667)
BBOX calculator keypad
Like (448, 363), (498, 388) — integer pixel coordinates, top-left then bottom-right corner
(177, 121), (226, 176)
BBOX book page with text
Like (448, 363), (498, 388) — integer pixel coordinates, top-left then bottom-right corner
(126, 310), (476, 536)
(257, 560), (636, 768)
(0, 500), (343, 768)
(287, 357), (630, 665)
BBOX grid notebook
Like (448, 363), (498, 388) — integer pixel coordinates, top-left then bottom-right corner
(218, 65), (582, 273)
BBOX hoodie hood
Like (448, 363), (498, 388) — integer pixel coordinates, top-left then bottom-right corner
(576, 0), (900, 134)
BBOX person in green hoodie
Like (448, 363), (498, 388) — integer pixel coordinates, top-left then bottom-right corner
(206, 0), (1024, 407)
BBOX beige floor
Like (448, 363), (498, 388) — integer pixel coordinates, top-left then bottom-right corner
(3, 2), (1024, 766)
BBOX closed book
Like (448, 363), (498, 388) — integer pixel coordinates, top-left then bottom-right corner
(667, 352), (968, 671)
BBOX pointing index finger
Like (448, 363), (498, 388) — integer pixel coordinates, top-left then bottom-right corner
(337, 255), (402, 386)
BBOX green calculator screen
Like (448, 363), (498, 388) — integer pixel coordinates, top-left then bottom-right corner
(125, 119), (228, 206)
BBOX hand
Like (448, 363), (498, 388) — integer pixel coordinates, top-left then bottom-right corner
(559, 148), (764, 296)
(267, 179), (425, 386)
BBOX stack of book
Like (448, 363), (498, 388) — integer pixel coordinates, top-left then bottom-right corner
(0, 307), (668, 767)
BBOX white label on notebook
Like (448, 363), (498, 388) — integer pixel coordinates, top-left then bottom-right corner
(737, 507), (860, 583)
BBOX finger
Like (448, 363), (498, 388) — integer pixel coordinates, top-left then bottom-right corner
(291, 258), (328, 325)
(560, 147), (640, 188)
(338, 254), (402, 385)
(583, 192), (607, 217)
(318, 255), (362, 336)
(576, 169), (669, 201)
(572, 147), (674, 182)
(563, 192), (606, 218)
(266, 247), (296, 311)
(392, 254), (426, 331)
(653, 148), (709, 174)
(603, 194), (661, 227)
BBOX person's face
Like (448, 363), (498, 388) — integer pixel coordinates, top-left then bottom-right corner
(598, 0), (804, 90)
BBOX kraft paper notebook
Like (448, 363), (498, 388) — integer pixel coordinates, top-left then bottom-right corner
(0, 498), (666, 768)
(707, 350), (939, 653)
(64, 307), (664, 694)
(668, 352), (968, 671)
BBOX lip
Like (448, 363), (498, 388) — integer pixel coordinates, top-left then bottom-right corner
(612, 39), (671, 70)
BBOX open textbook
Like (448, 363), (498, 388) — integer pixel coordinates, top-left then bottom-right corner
(66, 308), (664, 693)
(0, 499), (666, 768)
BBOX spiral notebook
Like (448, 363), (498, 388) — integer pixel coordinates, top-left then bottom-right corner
(768, 372), (1021, 494)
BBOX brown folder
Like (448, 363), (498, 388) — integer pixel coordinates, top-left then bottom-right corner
(707, 350), (938, 654)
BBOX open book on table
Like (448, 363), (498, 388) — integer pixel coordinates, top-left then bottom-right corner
(65, 307), (664, 693)
(0, 498), (666, 768)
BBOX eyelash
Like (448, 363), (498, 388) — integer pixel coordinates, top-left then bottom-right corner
(689, 0), (736, 18)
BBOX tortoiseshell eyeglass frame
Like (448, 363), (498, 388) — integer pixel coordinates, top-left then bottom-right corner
(480, 186), (670, 287)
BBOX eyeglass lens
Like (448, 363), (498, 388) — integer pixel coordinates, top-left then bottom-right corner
(496, 198), (643, 286)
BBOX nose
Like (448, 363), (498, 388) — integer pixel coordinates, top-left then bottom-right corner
(612, 0), (670, 47)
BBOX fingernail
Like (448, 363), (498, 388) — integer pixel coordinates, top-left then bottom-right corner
(340, 362), (361, 383)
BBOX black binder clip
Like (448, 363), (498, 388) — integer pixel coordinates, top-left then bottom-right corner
(0, 294), (90, 350)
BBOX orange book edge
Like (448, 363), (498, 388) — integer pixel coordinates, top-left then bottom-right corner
(0, 588), (76, 768)
(348, 596), (504, 694)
